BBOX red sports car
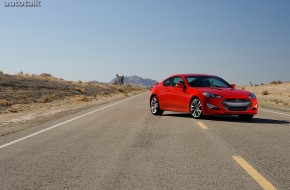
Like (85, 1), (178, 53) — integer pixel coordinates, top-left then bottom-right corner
(150, 74), (258, 120)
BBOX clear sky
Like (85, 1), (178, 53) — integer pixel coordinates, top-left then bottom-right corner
(0, 0), (289, 85)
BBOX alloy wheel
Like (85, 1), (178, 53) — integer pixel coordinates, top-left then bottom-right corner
(190, 98), (202, 118)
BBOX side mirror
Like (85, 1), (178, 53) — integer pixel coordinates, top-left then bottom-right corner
(176, 82), (185, 88)
(153, 82), (159, 86)
(231, 84), (236, 89)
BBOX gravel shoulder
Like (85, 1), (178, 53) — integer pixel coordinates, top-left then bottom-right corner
(0, 91), (145, 136)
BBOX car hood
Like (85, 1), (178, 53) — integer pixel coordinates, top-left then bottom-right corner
(197, 87), (251, 98)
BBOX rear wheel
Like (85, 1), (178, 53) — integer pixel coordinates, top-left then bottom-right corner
(150, 96), (163, 115)
(190, 98), (203, 119)
(238, 114), (254, 120)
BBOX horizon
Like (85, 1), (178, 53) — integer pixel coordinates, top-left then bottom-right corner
(1, 70), (289, 86)
(1, 0), (289, 85)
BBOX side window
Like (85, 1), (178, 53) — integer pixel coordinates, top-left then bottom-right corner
(163, 78), (171, 86)
(171, 77), (184, 87)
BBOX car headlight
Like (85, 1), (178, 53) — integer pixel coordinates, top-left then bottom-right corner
(203, 92), (222, 99)
(248, 92), (256, 98)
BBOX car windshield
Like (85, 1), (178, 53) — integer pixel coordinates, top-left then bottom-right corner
(186, 76), (232, 88)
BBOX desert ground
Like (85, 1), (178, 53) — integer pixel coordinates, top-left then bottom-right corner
(0, 72), (147, 136)
(240, 82), (290, 113)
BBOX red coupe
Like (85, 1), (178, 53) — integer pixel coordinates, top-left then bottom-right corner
(150, 74), (258, 120)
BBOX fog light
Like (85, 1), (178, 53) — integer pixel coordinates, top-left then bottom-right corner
(207, 103), (219, 110)
(252, 104), (258, 110)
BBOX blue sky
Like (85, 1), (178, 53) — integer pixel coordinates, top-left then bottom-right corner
(0, 0), (289, 85)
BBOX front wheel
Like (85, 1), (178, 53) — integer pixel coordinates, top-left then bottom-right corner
(150, 96), (164, 115)
(238, 114), (253, 120)
(190, 98), (203, 119)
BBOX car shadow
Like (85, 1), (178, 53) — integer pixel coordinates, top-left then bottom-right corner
(162, 113), (290, 125)
(162, 113), (192, 118)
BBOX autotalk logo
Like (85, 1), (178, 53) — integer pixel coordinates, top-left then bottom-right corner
(4, 0), (41, 7)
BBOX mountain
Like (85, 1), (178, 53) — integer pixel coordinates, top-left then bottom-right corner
(110, 75), (157, 87)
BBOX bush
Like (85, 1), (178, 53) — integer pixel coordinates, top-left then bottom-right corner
(117, 88), (125, 93)
(270, 80), (282, 85)
(38, 95), (52, 103)
(40, 73), (53, 78)
(17, 71), (24, 75)
(75, 95), (89, 102)
(262, 90), (269, 95)
(75, 87), (86, 94)
(270, 98), (284, 104)
(0, 99), (8, 106)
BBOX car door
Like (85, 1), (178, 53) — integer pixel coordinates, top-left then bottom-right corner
(167, 76), (188, 111)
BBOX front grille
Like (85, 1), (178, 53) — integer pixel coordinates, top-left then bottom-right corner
(222, 99), (251, 111)
(225, 99), (249, 102)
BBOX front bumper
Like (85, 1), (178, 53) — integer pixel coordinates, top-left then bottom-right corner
(202, 98), (258, 115)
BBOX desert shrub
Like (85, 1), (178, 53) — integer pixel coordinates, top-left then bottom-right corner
(116, 87), (128, 96)
(75, 95), (89, 102)
(117, 88), (125, 93)
(270, 80), (282, 85)
(271, 98), (279, 104)
(40, 73), (53, 78)
(75, 87), (86, 94)
(262, 90), (269, 95)
(78, 80), (82, 84)
(270, 98), (284, 104)
(38, 95), (52, 103)
(17, 71), (24, 75)
(0, 70), (3, 74)
(101, 91), (108, 96)
(0, 99), (8, 106)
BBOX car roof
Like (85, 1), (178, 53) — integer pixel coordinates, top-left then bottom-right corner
(173, 74), (217, 77)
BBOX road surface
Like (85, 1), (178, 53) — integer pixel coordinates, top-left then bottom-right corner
(0, 92), (289, 190)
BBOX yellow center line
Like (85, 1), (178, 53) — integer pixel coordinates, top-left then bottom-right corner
(197, 122), (208, 130)
(233, 156), (277, 190)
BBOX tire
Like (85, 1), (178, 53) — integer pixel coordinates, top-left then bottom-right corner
(190, 98), (203, 119)
(150, 96), (164, 115)
(238, 114), (254, 120)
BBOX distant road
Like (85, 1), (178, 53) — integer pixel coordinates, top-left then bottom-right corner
(0, 92), (289, 190)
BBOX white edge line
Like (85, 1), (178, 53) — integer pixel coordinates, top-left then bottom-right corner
(259, 108), (290, 117)
(0, 92), (148, 149)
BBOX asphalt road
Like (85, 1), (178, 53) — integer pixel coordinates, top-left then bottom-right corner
(0, 92), (289, 190)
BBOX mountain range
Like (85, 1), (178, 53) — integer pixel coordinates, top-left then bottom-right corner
(110, 75), (157, 87)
